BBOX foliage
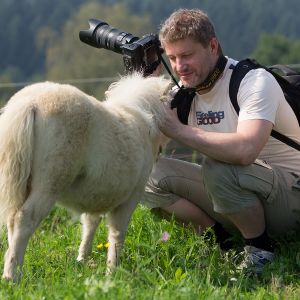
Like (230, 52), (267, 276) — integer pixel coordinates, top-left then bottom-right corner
(0, 0), (86, 80)
(0, 206), (300, 299)
(103, 0), (300, 60)
(1, 0), (300, 83)
(251, 33), (300, 66)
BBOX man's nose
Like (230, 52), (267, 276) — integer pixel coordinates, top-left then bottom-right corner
(175, 59), (187, 72)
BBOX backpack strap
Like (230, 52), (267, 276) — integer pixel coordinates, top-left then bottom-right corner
(229, 59), (300, 151)
(170, 87), (196, 125)
(271, 130), (300, 150)
(229, 59), (260, 115)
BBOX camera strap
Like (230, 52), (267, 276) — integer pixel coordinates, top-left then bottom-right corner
(167, 55), (227, 125)
(161, 57), (181, 88)
(162, 54), (227, 92)
(195, 55), (227, 92)
(161, 57), (195, 124)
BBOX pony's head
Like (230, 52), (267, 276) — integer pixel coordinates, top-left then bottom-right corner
(105, 72), (173, 146)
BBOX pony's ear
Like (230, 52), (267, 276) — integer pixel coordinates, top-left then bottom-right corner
(163, 82), (174, 96)
(160, 82), (174, 104)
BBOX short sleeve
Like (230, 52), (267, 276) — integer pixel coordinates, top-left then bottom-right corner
(237, 68), (284, 124)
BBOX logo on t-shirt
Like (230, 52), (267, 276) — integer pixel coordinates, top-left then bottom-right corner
(196, 111), (225, 125)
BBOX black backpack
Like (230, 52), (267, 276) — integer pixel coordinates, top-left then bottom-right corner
(229, 58), (300, 151)
(172, 59), (300, 151)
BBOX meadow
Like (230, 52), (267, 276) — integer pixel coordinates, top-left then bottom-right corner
(0, 205), (300, 300)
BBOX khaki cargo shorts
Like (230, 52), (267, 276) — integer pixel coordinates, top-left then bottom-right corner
(143, 156), (300, 236)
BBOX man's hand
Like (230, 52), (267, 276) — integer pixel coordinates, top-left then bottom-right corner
(159, 104), (184, 138)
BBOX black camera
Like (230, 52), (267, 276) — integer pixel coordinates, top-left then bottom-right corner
(79, 19), (162, 76)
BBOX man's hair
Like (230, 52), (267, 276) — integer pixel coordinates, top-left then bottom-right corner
(159, 9), (217, 48)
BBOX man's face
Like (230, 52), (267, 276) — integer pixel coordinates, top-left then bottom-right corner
(164, 37), (217, 88)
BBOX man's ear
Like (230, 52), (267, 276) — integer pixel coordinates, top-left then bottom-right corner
(210, 37), (219, 54)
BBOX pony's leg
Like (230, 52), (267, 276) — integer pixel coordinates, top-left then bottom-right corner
(6, 213), (16, 247)
(2, 192), (55, 282)
(77, 212), (102, 262)
(106, 197), (139, 275)
(4, 213), (16, 269)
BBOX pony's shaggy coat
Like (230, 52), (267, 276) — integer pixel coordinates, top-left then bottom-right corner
(0, 73), (171, 281)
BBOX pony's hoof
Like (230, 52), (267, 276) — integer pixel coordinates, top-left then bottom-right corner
(2, 274), (19, 283)
(105, 266), (114, 276)
(76, 256), (85, 264)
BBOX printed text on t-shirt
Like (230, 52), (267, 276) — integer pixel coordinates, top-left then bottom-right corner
(196, 111), (225, 125)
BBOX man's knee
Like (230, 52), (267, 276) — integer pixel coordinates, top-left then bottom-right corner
(202, 158), (234, 192)
(143, 159), (181, 209)
(202, 158), (257, 213)
(146, 158), (173, 193)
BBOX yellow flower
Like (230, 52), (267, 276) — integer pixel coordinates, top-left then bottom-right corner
(97, 243), (104, 249)
(97, 242), (110, 250)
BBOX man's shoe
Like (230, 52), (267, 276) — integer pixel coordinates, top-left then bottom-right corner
(237, 245), (274, 275)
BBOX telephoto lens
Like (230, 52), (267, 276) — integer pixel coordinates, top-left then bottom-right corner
(79, 19), (139, 53)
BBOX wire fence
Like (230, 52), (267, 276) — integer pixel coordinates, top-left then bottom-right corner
(1, 63), (300, 89)
(0, 77), (117, 89)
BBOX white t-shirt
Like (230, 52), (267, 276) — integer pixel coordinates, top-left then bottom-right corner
(188, 57), (300, 175)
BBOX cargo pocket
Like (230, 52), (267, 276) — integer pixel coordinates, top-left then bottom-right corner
(292, 173), (300, 191)
(237, 159), (277, 204)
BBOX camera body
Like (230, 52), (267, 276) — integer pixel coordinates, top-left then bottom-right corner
(121, 34), (161, 76)
(79, 19), (162, 76)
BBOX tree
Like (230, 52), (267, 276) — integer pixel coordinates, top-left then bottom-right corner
(2, 0), (300, 86)
(0, 0), (87, 80)
(251, 33), (300, 66)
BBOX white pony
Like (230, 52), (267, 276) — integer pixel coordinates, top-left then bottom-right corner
(0, 73), (171, 281)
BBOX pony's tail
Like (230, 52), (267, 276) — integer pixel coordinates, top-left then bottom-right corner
(0, 100), (35, 227)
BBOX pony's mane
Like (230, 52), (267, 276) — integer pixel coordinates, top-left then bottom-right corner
(105, 73), (170, 109)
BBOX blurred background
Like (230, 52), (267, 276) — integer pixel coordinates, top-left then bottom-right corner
(1, 0), (300, 160)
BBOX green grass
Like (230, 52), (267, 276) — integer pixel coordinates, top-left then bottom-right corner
(0, 206), (300, 299)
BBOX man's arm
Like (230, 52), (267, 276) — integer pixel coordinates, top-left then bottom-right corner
(159, 106), (273, 165)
